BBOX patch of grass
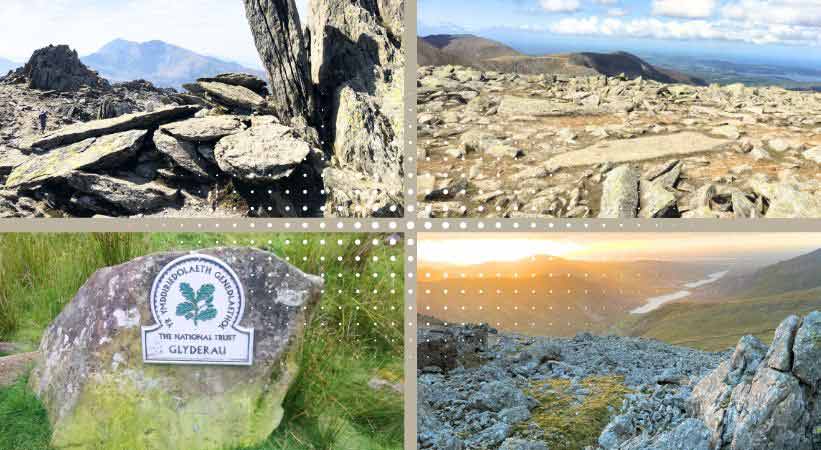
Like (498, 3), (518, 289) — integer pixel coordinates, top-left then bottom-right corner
(0, 375), (52, 450)
(0, 233), (150, 345)
(522, 375), (630, 450)
(0, 233), (403, 450)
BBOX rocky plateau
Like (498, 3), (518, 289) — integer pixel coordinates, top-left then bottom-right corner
(417, 65), (821, 218)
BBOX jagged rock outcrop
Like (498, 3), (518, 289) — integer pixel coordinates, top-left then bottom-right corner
(3, 45), (110, 92)
(687, 313), (821, 450)
(310, 0), (404, 216)
(242, 0), (313, 125)
(0, 1), (404, 218)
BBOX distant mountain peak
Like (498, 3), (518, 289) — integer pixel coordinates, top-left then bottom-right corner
(81, 39), (265, 90)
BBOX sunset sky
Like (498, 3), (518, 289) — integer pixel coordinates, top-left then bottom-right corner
(418, 233), (821, 265)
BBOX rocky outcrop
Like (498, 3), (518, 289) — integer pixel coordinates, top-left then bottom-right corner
(242, 0), (313, 124)
(3, 45), (110, 92)
(687, 313), (821, 450)
(29, 247), (323, 450)
(22, 106), (200, 151)
(0, 1), (404, 218)
(214, 123), (319, 182)
(310, 0), (404, 216)
(595, 312), (821, 450)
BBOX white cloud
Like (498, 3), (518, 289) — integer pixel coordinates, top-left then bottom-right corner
(539, 0), (581, 13)
(608, 8), (628, 16)
(593, 0), (618, 4)
(722, 0), (821, 27)
(548, 15), (821, 47)
(652, 0), (716, 18)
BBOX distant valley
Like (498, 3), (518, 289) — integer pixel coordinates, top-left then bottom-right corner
(420, 248), (821, 351)
(420, 34), (821, 90)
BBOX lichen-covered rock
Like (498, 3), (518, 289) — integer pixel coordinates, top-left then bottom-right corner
(159, 115), (247, 142)
(689, 313), (821, 450)
(214, 123), (317, 182)
(321, 167), (402, 217)
(599, 165), (639, 218)
(5, 130), (147, 189)
(22, 105), (200, 151)
(29, 247), (323, 450)
(331, 84), (403, 190)
(310, 0), (405, 214)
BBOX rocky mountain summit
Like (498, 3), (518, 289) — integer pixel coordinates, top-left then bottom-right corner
(418, 311), (821, 450)
(417, 65), (821, 218)
(0, 0), (403, 218)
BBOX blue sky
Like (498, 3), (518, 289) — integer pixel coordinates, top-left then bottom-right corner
(419, 0), (821, 65)
(0, 0), (310, 69)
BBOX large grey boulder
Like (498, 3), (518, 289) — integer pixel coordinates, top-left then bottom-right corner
(22, 105), (200, 151)
(159, 115), (247, 142)
(214, 123), (317, 182)
(5, 130), (147, 189)
(195, 81), (266, 113)
(29, 247), (323, 450)
(310, 0), (404, 214)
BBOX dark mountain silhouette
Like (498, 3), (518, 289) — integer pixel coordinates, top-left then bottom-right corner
(81, 39), (265, 90)
(419, 34), (706, 86)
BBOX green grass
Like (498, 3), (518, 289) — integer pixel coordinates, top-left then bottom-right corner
(0, 233), (404, 450)
(0, 375), (51, 450)
(621, 286), (821, 351)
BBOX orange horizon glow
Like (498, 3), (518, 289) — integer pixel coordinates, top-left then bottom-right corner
(418, 233), (821, 266)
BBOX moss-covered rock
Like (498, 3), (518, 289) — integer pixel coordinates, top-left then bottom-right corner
(29, 247), (322, 450)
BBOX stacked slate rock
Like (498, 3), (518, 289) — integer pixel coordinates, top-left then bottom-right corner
(1, 0), (405, 218)
(0, 71), (326, 218)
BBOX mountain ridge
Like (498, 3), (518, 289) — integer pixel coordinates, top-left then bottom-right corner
(419, 33), (707, 86)
(81, 39), (265, 90)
